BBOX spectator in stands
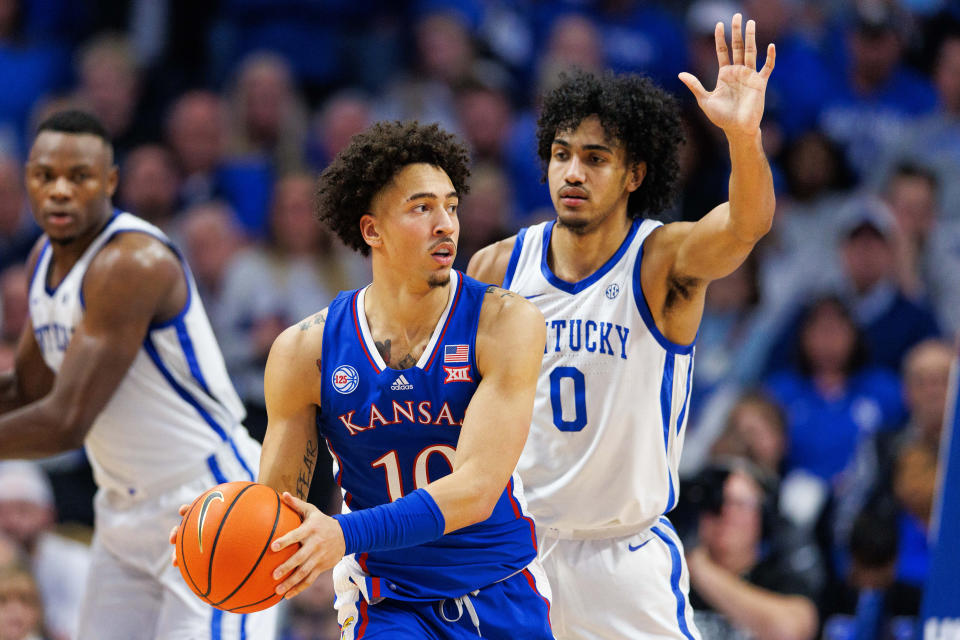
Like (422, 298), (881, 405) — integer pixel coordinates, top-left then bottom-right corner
(226, 51), (308, 174)
(0, 462), (88, 640)
(165, 90), (272, 235)
(217, 173), (367, 435)
(820, 505), (922, 640)
(306, 89), (371, 171)
(765, 296), (904, 484)
(117, 144), (181, 232)
(837, 196), (941, 371)
(874, 33), (960, 221)
(835, 338), (954, 593)
(760, 131), (856, 317)
(175, 201), (246, 341)
(0, 154), (39, 272)
(453, 162), (514, 270)
(0, 0), (69, 156)
(72, 33), (148, 161)
(685, 460), (821, 640)
(0, 564), (46, 640)
(882, 163), (960, 335)
(454, 79), (514, 164)
(818, 3), (937, 178)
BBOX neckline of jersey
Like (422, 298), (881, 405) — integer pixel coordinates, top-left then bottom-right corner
(539, 217), (642, 294)
(354, 270), (461, 373)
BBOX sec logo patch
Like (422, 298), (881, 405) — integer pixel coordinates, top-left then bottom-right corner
(332, 364), (359, 394)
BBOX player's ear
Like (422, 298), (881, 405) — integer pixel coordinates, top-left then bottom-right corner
(359, 213), (382, 250)
(626, 162), (646, 193)
(106, 165), (119, 198)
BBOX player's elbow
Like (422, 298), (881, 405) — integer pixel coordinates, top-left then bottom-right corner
(52, 404), (93, 451)
(460, 477), (501, 526)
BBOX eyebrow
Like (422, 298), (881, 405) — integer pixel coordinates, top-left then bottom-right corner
(406, 191), (459, 202)
(552, 139), (615, 154)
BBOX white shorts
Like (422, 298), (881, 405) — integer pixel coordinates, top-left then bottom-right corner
(77, 434), (281, 640)
(539, 517), (701, 640)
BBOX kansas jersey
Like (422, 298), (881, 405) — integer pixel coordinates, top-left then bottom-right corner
(319, 270), (538, 600)
(505, 218), (695, 534)
(27, 211), (254, 496)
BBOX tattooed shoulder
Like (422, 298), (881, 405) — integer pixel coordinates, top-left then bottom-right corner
(298, 310), (327, 332)
(484, 284), (517, 299)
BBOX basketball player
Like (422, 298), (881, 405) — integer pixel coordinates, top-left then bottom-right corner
(0, 111), (275, 639)
(467, 14), (776, 640)
(256, 121), (553, 638)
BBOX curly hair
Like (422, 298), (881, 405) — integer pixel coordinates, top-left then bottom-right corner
(315, 121), (471, 256)
(536, 71), (684, 219)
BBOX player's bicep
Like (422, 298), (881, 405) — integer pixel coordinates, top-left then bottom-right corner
(455, 299), (545, 482)
(260, 326), (322, 499)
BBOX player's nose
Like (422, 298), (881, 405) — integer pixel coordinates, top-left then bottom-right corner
(564, 155), (585, 183)
(50, 176), (73, 200)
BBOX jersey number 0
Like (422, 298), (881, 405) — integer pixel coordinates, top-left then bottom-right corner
(549, 366), (587, 432)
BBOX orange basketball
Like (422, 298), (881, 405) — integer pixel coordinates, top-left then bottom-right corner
(175, 481), (302, 613)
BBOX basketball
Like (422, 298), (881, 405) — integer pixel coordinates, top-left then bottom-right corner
(175, 481), (302, 613)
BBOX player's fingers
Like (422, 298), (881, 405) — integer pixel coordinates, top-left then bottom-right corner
(280, 491), (311, 517)
(271, 523), (308, 552)
(715, 21), (728, 67)
(759, 43), (776, 79)
(178, 503), (190, 516)
(744, 19), (757, 69)
(171, 550), (178, 567)
(731, 13), (744, 66)
(169, 525), (179, 545)
(275, 553), (317, 595)
(284, 568), (322, 600)
(678, 73), (709, 101)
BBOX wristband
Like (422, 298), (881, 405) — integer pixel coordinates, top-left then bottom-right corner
(333, 488), (446, 555)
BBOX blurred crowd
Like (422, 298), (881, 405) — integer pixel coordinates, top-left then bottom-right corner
(0, 0), (959, 638)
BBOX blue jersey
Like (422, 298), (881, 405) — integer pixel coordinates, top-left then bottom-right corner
(319, 271), (538, 601)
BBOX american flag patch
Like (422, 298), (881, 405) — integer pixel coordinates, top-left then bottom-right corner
(444, 344), (469, 363)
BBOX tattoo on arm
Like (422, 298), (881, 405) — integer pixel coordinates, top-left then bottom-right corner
(295, 438), (319, 500)
(484, 284), (517, 299)
(299, 311), (327, 332)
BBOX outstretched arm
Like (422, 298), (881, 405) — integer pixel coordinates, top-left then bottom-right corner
(642, 13), (776, 344)
(0, 234), (185, 458)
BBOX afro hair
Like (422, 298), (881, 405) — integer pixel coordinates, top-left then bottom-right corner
(536, 71), (684, 219)
(315, 121), (471, 256)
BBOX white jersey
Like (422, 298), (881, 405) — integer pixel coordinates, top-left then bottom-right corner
(28, 211), (254, 498)
(506, 218), (694, 534)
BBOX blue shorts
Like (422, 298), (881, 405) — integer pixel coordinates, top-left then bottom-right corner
(337, 564), (553, 639)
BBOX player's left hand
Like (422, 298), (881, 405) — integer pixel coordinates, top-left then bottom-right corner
(678, 13), (775, 139)
(168, 503), (191, 567)
(271, 491), (346, 599)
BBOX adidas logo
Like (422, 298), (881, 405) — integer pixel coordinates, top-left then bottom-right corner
(390, 374), (414, 391)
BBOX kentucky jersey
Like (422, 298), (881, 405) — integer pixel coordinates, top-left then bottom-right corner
(505, 218), (695, 534)
(319, 270), (538, 600)
(27, 211), (254, 496)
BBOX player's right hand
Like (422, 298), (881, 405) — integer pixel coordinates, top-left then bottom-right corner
(169, 503), (191, 567)
(270, 491), (346, 599)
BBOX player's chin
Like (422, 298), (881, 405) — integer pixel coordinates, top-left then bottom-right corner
(427, 267), (452, 289)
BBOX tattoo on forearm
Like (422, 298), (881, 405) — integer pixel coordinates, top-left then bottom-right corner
(299, 311), (327, 332)
(295, 439), (319, 499)
(484, 284), (517, 299)
(375, 338), (416, 369)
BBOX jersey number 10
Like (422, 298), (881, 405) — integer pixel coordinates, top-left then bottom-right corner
(371, 445), (456, 502)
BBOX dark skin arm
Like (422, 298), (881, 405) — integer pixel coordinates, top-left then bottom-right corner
(0, 232), (187, 458)
(0, 240), (55, 413)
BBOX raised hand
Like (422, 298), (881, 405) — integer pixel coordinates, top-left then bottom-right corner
(678, 13), (775, 139)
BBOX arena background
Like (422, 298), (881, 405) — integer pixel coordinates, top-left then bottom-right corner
(0, 0), (959, 638)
